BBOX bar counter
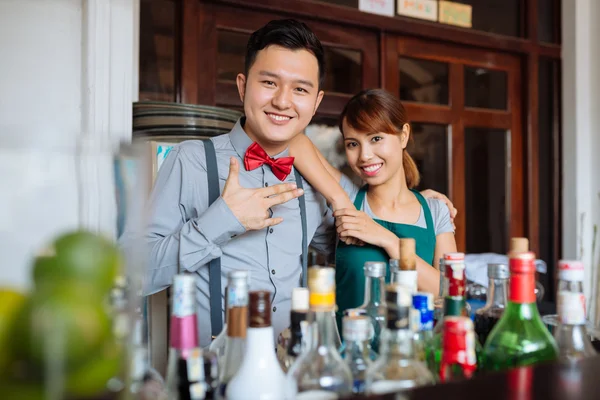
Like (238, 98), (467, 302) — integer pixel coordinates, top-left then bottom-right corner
(348, 355), (600, 400)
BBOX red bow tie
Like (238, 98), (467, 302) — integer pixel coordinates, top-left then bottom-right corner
(244, 142), (295, 181)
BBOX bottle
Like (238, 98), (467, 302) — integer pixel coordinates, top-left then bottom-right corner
(358, 261), (386, 353)
(366, 284), (434, 394)
(433, 257), (446, 326)
(482, 251), (559, 371)
(393, 238), (418, 294)
(439, 316), (477, 382)
(433, 253), (470, 326)
(279, 287), (310, 373)
(165, 274), (218, 400)
(473, 263), (509, 345)
(342, 315), (374, 394)
(287, 267), (353, 399)
(554, 260), (597, 361)
(338, 308), (377, 360)
(226, 291), (286, 400)
(217, 270), (250, 397)
(129, 317), (166, 400)
(428, 257), (479, 379)
(412, 292), (434, 362)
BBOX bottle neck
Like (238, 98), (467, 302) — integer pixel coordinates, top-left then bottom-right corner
(444, 297), (466, 317)
(557, 279), (587, 326)
(288, 311), (306, 349)
(244, 326), (277, 361)
(169, 290), (198, 350)
(344, 338), (371, 360)
(363, 275), (385, 307)
(485, 278), (508, 309)
(310, 310), (339, 350)
(509, 272), (536, 304)
(380, 329), (414, 359)
(439, 269), (448, 298)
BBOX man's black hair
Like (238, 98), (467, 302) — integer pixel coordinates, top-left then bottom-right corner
(245, 19), (326, 88)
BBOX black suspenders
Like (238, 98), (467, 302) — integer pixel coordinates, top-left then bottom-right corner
(202, 139), (308, 338)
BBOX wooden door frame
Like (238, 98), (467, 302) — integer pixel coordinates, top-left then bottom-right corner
(384, 36), (524, 252)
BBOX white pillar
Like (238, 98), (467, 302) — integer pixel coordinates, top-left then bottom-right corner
(0, 0), (138, 289)
(562, 0), (600, 318)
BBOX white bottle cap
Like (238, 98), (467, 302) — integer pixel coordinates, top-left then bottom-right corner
(558, 260), (585, 281)
(291, 287), (309, 312)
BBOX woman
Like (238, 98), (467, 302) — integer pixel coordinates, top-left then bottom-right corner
(290, 89), (457, 319)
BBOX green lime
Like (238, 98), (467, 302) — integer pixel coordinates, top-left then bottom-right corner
(0, 288), (28, 376)
(33, 230), (123, 294)
(15, 285), (113, 370)
(66, 340), (124, 398)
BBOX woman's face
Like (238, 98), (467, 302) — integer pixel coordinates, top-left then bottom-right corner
(342, 119), (410, 186)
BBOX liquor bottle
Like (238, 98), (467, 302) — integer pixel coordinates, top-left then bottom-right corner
(393, 239), (418, 294)
(358, 261), (386, 353)
(433, 257), (446, 326)
(412, 292), (434, 362)
(473, 263), (509, 346)
(217, 271), (250, 396)
(366, 284), (434, 394)
(129, 317), (166, 400)
(482, 251), (558, 371)
(338, 308), (377, 359)
(342, 315), (374, 394)
(439, 316), (477, 382)
(165, 274), (218, 400)
(554, 260), (597, 361)
(287, 267), (353, 399)
(433, 253), (469, 327)
(428, 257), (479, 379)
(226, 291), (286, 400)
(279, 287), (310, 373)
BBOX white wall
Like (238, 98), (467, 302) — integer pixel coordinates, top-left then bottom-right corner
(0, 0), (138, 291)
(562, 0), (600, 319)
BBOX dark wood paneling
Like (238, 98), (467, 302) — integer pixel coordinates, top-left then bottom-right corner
(462, 109), (512, 129)
(449, 63), (466, 252)
(208, 0), (561, 58)
(382, 34), (397, 94)
(509, 58), (525, 241)
(404, 104), (453, 125)
(180, 0), (201, 104)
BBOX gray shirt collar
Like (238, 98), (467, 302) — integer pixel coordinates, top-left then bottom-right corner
(230, 117), (291, 161)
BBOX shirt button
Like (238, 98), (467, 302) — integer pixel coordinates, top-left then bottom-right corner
(264, 182), (269, 187)
(272, 306), (277, 312)
(269, 228), (274, 234)
(271, 269), (276, 275)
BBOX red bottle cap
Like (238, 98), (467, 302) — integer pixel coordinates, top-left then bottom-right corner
(444, 252), (465, 262)
(509, 252), (536, 303)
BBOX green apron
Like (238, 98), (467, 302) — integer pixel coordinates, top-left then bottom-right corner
(335, 187), (437, 329)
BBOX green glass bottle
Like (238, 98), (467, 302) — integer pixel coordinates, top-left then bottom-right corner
(481, 251), (558, 371)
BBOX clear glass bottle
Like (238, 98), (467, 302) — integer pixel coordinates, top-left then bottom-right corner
(165, 274), (218, 400)
(358, 261), (386, 353)
(226, 291), (285, 400)
(129, 317), (166, 400)
(216, 271), (250, 397)
(412, 292), (434, 362)
(279, 287), (310, 373)
(366, 284), (434, 395)
(554, 260), (597, 361)
(482, 252), (558, 371)
(287, 267), (353, 399)
(439, 316), (477, 382)
(433, 257), (447, 326)
(473, 263), (509, 346)
(342, 315), (374, 394)
(393, 238), (418, 294)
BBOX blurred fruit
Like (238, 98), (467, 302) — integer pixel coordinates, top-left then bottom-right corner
(33, 230), (122, 294)
(66, 339), (124, 397)
(15, 284), (112, 370)
(0, 288), (28, 376)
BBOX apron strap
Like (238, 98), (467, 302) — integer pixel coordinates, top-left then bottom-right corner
(293, 168), (309, 288)
(202, 139), (223, 339)
(412, 189), (436, 237)
(353, 185), (368, 210)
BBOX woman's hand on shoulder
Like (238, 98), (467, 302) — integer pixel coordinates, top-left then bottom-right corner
(334, 208), (396, 252)
(420, 189), (457, 230)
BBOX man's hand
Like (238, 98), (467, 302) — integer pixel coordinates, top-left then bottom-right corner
(420, 189), (458, 230)
(222, 157), (304, 231)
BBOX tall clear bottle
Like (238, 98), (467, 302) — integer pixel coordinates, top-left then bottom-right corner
(554, 260), (597, 361)
(342, 315), (374, 394)
(482, 251), (558, 371)
(217, 271), (250, 397)
(366, 284), (434, 395)
(473, 263), (509, 346)
(165, 274), (218, 400)
(358, 261), (386, 353)
(279, 287), (310, 373)
(226, 291), (285, 400)
(287, 267), (353, 399)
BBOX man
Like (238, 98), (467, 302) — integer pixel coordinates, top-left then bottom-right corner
(140, 19), (454, 347)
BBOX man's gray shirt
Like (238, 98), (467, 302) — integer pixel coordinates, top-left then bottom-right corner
(140, 119), (353, 347)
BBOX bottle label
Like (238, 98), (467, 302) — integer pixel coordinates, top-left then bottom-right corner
(227, 285), (248, 307)
(186, 348), (204, 382)
(557, 291), (586, 325)
(295, 390), (338, 399)
(173, 276), (196, 317)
